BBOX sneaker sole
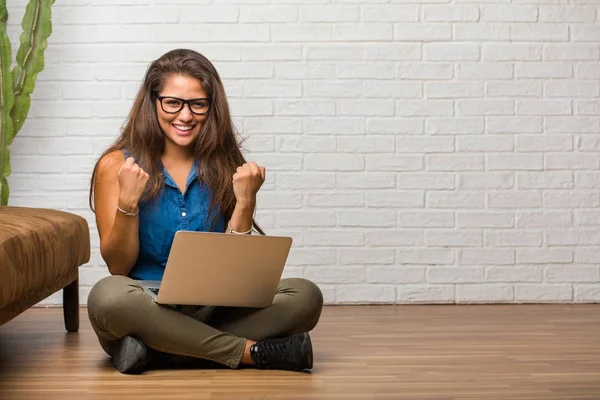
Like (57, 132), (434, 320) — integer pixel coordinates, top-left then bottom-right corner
(302, 333), (313, 370)
(112, 336), (148, 374)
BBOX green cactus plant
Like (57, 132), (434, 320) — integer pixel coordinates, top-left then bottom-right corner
(0, 0), (55, 206)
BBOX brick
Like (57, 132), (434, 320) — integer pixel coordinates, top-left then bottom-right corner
(574, 284), (600, 302)
(511, 24), (569, 41)
(456, 284), (514, 303)
(366, 230), (424, 246)
(364, 81), (422, 98)
(576, 100), (600, 115)
(398, 211), (455, 228)
(366, 155), (423, 171)
(427, 154), (485, 171)
(306, 154), (365, 171)
(364, 6), (418, 22)
(429, 267), (485, 283)
(426, 82), (483, 98)
(515, 62), (572, 78)
(368, 267), (425, 284)
(339, 249), (395, 265)
(460, 249), (515, 265)
(239, 6), (297, 22)
(368, 118), (424, 134)
(306, 118), (365, 134)
(454, 24), (511, 41)
(367, 191), (425, 208)
(427, 118), (485, 135)
(423, 5), (479, 21)
(483, 44), (542, 61)
(397, 173), (455, 190)
(424, 44), (480, 61)
(545, 266), (600, 283)
(397, 62), (454, 80)
(336, 285), (396, 304)
(286, 248), (336, 266)
(457, 136), (514, 152)
(394, 24), (452, 41)
(397, 136), (454, 153)
(545, 154), (600, 170)
(425, 231), (483, 247)
(272, 24), (332, 42)
(366, 44), (421, 61)
(397, 100), (454, 117)
(486, 80), (542, 97)
(397, 285), (455, 304)
(303, 6), (359, 22)
(487, 116), (543, 134)
(575, 63), (600, 79)
(338, 210), (397, 228)
(487, 231), (543, 247)
(243, 45), (303, 61)
(278, 137), (336, 153)
(277, 173), (335, 189)
(397, 248), (455, 265)
(457, 62), (513, 80)
(307, 193), (364, 207)
(305, 266), (365, 284)
(571, 25), (600, 42)
(486, 266), (543, 283)
(333, 23), (394, 41)
(337, 173), (396, 189)
(518, 171), (574, 189)
(544, 44), (600, 61)
(545, 80), (600, 97)
(306, 230), (365, 246)
(545, 116), (599, 133)
(305, 81), (361, 98)
(539, 6), (596, 22)
(458, 212), (514, 228)
(338, 100), (395, 117)
(244, 118), (302, 134)
(481, 6), (538, 21)
(426, 191), (485, 208)
(459, 173), (514, 189)
(489, 192), (543, 208)
(457, 99), (515, 116)
(337, 137), (396, 153)
(515, 284), (573, 302)
(517, 135), (573, 152)
(544, 192), (600, 208)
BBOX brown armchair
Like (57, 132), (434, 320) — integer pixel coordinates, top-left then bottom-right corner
(0, 206), (90, 331)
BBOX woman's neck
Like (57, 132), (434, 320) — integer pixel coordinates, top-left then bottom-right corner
(162, 141), (195, 165)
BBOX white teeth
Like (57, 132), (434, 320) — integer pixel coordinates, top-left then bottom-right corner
(174, 125), (193, 131)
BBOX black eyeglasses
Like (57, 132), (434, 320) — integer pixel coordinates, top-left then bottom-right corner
(156, 96), (211, 115)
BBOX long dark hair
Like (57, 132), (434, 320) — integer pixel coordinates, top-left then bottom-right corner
(89, 48), (264, 234)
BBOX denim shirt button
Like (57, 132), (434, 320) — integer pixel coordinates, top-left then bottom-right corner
(181, 212), (187, 217)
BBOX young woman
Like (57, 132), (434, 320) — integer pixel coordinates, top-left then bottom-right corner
(87, 49), (323, 374)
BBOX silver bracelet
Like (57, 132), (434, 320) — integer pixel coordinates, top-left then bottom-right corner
(227, 224), (254, 235)
(117, 205), (139, 217)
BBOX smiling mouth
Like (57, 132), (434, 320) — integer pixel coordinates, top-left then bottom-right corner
(173, 124), (195, 133)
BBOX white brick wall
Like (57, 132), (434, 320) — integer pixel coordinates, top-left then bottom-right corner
(4, 0), (599, 306)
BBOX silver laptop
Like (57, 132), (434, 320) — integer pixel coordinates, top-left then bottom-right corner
(138, 230), (293, 308)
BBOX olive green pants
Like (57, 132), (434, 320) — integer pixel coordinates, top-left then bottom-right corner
(87, 275), (323, 369)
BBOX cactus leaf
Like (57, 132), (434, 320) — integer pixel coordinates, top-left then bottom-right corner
(0, 0), (7, 25)
(11, 0), (55, 138)
(0, 21), (13, 206)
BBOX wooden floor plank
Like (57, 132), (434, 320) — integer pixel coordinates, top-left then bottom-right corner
(0, 305), (599, 399)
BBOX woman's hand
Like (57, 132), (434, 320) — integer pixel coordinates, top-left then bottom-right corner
(117, 157), (149, 211)
(232, 161), (265, 208)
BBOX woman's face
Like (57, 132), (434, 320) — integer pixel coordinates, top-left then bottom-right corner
(155, 73), (209, 151)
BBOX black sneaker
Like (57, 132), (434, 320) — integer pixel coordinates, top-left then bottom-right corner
(112, 336), (151, 374)
(250, 332), (313, 371)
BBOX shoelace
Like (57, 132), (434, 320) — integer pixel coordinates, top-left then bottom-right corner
(256, 338), (300, 369)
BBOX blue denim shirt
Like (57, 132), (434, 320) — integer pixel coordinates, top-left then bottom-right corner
(123, 150), (226, 281)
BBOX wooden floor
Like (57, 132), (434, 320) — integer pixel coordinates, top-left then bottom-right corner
(0, 305), (599, 399)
